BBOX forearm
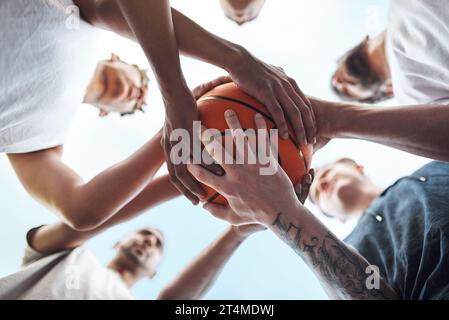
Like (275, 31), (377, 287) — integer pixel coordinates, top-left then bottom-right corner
(30, 175), (179, 254)
(264, 201), (398, 300)
(158, 227), (245, 300)
(115, 0), (186, 93)
(327, 102), (449, 161)
(69, 132), (165, 230)
(81, 0), (241, 73)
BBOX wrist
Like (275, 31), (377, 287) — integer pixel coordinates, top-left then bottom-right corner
(161, 85), (199, 118)
(257, 198), (303, 227)
(229, 226), (249, 242)
(219, 42), (250, 74)
(330, 102), (367, 139)
(314, 99), (361, 139)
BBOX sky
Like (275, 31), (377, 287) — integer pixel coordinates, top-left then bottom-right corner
(0, 0), (431, 300)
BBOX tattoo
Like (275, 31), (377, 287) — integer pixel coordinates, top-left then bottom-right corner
(271, 213), (394, 300)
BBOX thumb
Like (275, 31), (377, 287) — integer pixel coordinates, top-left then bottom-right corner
(192, 76), (232, 99)
(187, 163), (223, 190)
(203, 203), (247, 226)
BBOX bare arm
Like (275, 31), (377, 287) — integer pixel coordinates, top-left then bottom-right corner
(74, 0), (316, 204)
(187, 110), (399, 300)
(158, 226), (260, 300)
(267, 203), (397, 299)
(74, 0), (248, 83)
(312, 98), (449, 161)
(7, 131), (165, 231)
(28, 174), (179, 254)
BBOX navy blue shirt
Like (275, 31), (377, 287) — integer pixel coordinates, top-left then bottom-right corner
(345, 161), (449, 300)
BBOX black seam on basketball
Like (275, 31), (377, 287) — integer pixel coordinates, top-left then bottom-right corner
(199, 95), (307, 171)
(207, 192), (221, 203)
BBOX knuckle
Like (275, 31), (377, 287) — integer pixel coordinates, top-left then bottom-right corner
(196, 170), (206, 181)
(291, 107), (301, 117)
(279, 79), (289, 87)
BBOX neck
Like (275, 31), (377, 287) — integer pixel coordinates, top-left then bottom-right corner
(367, 31), (390, 80)
(353, 183), (383, 217)
(107, 260), (140, 288)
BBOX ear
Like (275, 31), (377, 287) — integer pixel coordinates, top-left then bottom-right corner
(356, 164), (365, 174)
(384, 79), (394, 97)
(110, 53), (120, 62)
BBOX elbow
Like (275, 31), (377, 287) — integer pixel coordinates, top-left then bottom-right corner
(62, 207), (103, 232)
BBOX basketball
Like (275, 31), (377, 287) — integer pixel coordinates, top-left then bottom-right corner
(197, 82), (313, 205)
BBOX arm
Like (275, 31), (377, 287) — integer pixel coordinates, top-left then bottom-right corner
(74, 0), (316, 203)
(7, 131), (165, 231)
(75, 0), (241, 81)
(28, 174), (179, 254)
(312, 98), (449, 161)
(267, 203), (397, 299)
(187, 110), (399, 300)
(83, 0), (315, 143)
(158, 225), (263, 300)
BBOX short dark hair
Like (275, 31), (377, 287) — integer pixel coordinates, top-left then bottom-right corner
(345, 42), (379, 85)
(332, 39), (389, 104)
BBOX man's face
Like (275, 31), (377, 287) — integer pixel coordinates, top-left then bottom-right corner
(309, 160), (369, 222)
(332, 38), (378, 102)
(220, 0), (266, 25)
(83, 54), (148, 116)
(332, 58), (372, 101)
(331, 35), (392, 103)
(114, 228), (164, 278)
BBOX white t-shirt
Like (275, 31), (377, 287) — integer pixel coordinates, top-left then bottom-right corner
(0, 0), (100, 153)
(387, 0), (449, 105)
(0, 230), (134, 300)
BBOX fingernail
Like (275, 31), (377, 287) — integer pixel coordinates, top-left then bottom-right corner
(255, 113), (263, 119)
(225, 109), (235, 117)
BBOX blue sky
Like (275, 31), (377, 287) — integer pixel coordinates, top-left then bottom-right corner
(0, 0), (431, 299)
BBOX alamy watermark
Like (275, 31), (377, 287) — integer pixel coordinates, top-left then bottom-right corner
(365, 265), (381, 290)
(169, 121), (280, 176)
(65, 5), (80, 30)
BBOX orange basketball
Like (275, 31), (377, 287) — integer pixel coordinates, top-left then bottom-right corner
(197, 82), (313, 205)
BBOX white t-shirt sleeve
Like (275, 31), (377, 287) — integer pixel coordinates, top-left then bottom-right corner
(387, 0), (449, 105)
(21, 226), (53, 268)
(9, 227), (135, 300)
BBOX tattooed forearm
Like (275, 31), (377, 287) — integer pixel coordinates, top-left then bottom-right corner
(271, 212), (397, 300)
